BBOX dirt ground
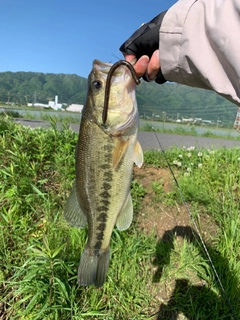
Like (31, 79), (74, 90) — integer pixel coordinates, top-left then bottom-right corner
(132, 166), (219, 319)
(133, 166), (216, 239)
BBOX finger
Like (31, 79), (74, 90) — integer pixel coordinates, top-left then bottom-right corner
(125, 54), (136, 64)
(147, 50), (160, 80)
(134, 55), (149, 77)
(124, 54), (149, 78)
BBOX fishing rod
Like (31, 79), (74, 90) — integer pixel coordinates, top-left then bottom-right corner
(151, 128), (237, 320)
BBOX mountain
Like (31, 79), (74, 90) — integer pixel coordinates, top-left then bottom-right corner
(0, 71), (238, 126)
(0, 71), (88, 106)
(136, 81), (238, 125)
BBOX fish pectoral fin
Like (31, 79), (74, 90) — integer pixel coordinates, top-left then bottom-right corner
(112, 137), (129, 169)
(133, 140), (144, 168)
(116, 192), (133, 231)
(64, 181), (87, 228)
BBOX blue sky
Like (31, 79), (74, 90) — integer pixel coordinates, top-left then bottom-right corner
(1, 0), (176, 78)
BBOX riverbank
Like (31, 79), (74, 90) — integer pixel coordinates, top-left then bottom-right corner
(14, 118), (240, 150)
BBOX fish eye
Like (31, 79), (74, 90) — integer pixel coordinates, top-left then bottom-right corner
(92, 80), (102, 90)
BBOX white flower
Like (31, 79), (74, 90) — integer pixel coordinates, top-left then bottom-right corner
(177, 162), (182, 167)
(198, 163), (202, 168)
(237, 157), (240, 161)
(187, 153), (191, 157)
(178, 154), (183, 158)
(187, 167), (191, 172)
(184, 172), (190, 176)
(173, 160), (178, 165)
(198, 152), (203, 157)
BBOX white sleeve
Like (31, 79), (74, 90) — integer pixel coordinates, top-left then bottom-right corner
(160, 0), (240, 107)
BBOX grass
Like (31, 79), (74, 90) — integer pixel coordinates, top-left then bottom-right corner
(140, 122), (240, 140)
(2, 107), (240, 139)
(0, 116), (239, 319)
(0, 106), (81, 124)
(25, 112), (81, 124)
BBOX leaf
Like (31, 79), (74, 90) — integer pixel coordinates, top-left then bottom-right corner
(31, 184), (46, 199)
(29, 247), (49, 258)
(54, 277), (69, 301)
(51, 244), (65, 258)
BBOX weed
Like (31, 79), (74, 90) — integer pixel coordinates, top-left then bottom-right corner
(131, 179), (146, 212)
(151, 180), (164, 202)
(0, 110), (22, 118)
(142, 149), (165, 167)
(0, 117), (239, 319)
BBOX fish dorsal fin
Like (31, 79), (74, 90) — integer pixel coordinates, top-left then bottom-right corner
(64, 181), (87, 228)
(116, 192), (133, 231)
(133, 140), (144, 168)
(112, 137), (129, 169)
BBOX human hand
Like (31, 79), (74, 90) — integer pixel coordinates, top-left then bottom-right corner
(124, 51), (160, 81)
(119, 11), (167, 84)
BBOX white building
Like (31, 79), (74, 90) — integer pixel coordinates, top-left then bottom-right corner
(48, 95), (62, 110)
(67, 104), (84, 113)
(28, 95), (62, 109)
(28, 102), (48, 108)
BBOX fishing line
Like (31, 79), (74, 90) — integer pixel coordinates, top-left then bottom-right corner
(151, 128), (237, 320)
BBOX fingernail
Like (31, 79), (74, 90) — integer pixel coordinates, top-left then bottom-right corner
(140, 56), (149, 67)
(153, 50), (159, 59)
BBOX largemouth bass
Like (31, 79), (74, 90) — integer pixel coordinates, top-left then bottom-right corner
(64, 59), (143, 287)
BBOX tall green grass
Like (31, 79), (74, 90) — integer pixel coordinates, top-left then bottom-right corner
(0, 117), (239, 319)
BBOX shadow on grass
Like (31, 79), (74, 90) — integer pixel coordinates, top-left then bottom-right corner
(152, 226), (239, 320)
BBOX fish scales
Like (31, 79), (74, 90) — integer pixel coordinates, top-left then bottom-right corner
(76, 117), (136, 251)
(64, 59), (143, 287)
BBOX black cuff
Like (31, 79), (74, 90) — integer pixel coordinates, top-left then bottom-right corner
(155, 69), (166, 84)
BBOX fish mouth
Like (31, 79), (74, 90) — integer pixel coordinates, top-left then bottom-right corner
(92, 59), (139, 86)
(91, 59), (139, 132)
(92, 60), (112, 76)
(92, 60), (140, 125)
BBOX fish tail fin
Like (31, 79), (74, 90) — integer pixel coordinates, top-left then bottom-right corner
(78, 248), (110, 287)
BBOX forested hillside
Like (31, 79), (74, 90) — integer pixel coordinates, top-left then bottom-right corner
(0, 72), (88, 105)
(0, 71), (238, 126)
(137, 81), (238, 125)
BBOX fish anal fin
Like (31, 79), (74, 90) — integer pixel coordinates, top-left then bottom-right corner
(112, 137), (129, 169)
(133, 140), (143, 168)
(64, 181), (87, 228)
(116, 193), (133, 231)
